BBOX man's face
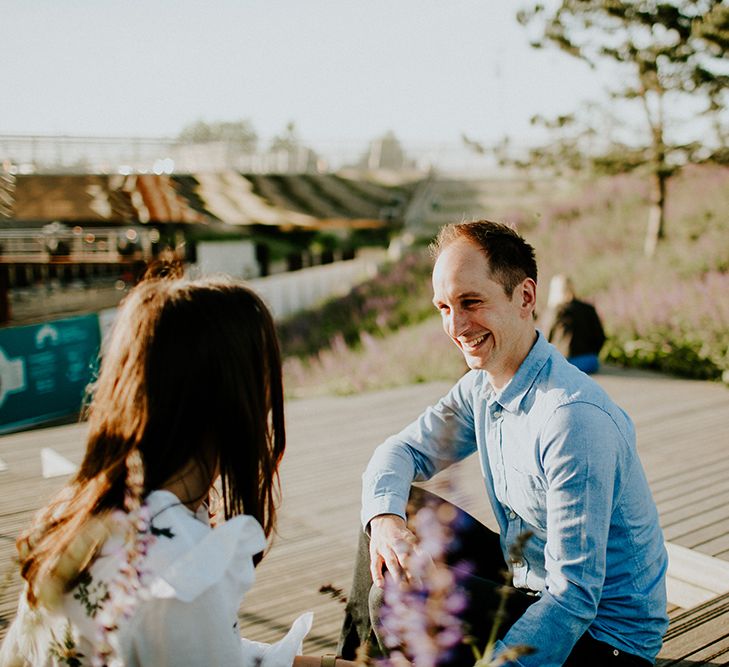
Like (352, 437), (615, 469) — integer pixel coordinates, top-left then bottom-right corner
(432, 238), (536, 385)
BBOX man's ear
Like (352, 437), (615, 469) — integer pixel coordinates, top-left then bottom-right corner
(519, 278), (537, 316)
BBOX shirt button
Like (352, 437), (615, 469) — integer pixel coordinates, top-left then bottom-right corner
(509, 511), (516, 519)
(493, 409), (502, 418)
(512, 559), (524, 567)
(613, 649), (619, 657)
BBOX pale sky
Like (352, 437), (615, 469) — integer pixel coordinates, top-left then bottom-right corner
(2, 1), (614, 149)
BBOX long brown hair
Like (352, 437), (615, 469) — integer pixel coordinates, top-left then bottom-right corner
(19, 274), (286, 606)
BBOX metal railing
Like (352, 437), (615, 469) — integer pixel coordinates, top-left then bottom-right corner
(0, 225), (158, 263)
(0, 133), (505, 176)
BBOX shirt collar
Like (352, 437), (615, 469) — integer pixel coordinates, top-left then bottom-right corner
(487, 330), (551, 414)
(145, 489), (210, 525)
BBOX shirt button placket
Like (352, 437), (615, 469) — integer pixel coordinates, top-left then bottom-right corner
(491, 405), (506, 500)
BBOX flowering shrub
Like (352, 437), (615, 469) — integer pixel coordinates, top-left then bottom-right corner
(529, 165), (729, 384)
(375, 503), (533, 667)
(530, 164), (729, 384)
(278, 250), (436, 359)
(283, 318), (465, 397)
(597, 271), (729, 382)
(282, 164), (729, 392)
(377, 504), (468, 667)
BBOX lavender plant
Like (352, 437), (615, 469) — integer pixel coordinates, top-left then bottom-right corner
(597, 271), (729, 383)
(375, 503), (533, 667)
(285, 165), (729, 393)
(91, 450), (156, 666)
(284, 318), (465, 398)
(278, 250), (436, 359)
(377, 503), (467, 667)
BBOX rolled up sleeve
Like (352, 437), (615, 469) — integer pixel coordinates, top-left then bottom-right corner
(361, 372), (479, 528)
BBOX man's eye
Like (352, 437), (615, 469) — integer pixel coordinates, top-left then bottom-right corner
(463, 300), (480, 308)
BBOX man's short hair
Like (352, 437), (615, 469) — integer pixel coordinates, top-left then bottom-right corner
(431, 220), (538, 297)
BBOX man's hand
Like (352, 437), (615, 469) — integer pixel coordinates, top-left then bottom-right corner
(368, 514), (417, 588)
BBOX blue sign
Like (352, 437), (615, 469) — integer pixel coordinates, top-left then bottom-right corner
(0, 314), (101, 434)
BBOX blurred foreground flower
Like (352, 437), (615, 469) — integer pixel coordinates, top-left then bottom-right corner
(377, 503), (466, 667)
(375, 503), (534, 667)
(91, 450), (156, 666)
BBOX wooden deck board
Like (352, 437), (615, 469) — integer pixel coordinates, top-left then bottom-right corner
(659, 479), (729, 518)
(658, 592), (729, 665)
(1, 367), (729, 662)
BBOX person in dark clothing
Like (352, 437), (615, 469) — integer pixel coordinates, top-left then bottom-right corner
(542, 274), (606, 374)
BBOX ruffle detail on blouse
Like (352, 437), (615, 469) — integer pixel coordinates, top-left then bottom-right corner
(147, 514), (267, 603)
(241, 612), (314, 667)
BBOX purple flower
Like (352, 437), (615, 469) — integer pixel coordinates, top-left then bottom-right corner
(376, 503), (467, 667)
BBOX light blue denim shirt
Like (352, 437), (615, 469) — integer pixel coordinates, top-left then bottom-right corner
(362, 332), (668, 665)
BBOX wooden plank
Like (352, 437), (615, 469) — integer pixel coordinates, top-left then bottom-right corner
(650, 452), (729, 498)
(658, 592), (729, 665)
(694, 535), (729, 560)
(2, 369), (729, 661)
(666, 544), (729, 595)
(669, 516), (729, 549)
(665, 543), (729, 608)
(659, 478), (729, 519)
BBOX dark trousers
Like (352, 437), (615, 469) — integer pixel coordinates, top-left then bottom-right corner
(337, 488), (652, 666)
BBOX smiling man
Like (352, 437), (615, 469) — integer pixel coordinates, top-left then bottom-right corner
(338, 221), (668, 666)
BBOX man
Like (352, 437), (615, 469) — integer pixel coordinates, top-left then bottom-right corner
(339, 221), (668, 666)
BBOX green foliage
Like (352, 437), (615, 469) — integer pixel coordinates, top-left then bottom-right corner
(283, 166), (729, 394)
(603, 334), (724, 381)
(177, 118), (258, 151)
(516, 1), (729, 255)
(283, 318), (466, 398)
(278, 250), (435, 359)
(518, 1), (728, 154)
(530, 164), (729, 384)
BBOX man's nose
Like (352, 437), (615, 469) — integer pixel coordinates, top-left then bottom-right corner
(447, 308), (469, 338)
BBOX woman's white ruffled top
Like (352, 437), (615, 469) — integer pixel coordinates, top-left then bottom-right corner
(0, 490), (312, 667)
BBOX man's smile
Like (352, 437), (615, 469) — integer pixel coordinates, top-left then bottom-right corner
(459, 332), (490, 352)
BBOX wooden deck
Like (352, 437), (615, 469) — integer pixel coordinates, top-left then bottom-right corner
(1, 366), (729, 663)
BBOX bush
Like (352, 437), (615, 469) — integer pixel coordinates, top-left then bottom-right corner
(596, 270), (729, 384)
(282, 165), (729, 393)
(530, 164), (729, 386)
(278, 250), (435, 358)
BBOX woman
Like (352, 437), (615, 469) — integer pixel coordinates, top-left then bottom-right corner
(0, 270), (354, 667)
(541, 274), (606, 374)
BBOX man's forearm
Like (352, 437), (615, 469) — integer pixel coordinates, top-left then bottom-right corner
(361, 441), (416, 528)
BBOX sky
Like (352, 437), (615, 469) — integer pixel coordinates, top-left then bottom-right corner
(2, 1), (616, 150)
